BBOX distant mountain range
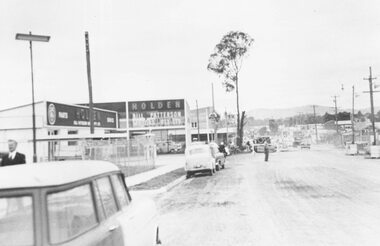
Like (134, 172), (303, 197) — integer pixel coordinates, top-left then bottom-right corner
(246, 105), (380, 119)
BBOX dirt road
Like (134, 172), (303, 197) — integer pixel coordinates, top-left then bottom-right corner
(156, 145), (380, 246)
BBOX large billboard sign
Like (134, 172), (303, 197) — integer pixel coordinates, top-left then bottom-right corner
(46, 101), (117, 128)
(128, 99), (185, 128)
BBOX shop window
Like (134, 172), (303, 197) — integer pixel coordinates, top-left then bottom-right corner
(68, 130), (78, 135)
(48, 130), (59, 136)
(68, 141), (78, 146)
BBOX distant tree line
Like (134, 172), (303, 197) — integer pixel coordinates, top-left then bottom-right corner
(247, 110), (380, 134)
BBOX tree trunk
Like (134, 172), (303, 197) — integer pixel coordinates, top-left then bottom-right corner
(235, 73), (241, 147)
(240, 111), (246, 147)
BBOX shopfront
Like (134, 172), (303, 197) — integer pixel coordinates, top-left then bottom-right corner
(127, 99), (191, 153)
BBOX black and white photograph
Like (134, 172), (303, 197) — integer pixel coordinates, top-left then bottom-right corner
(1, 0), (380, 245)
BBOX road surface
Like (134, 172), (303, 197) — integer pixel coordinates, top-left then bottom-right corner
(156, 145), (380, 246)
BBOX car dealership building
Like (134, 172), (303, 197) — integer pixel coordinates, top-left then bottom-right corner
(0, 101), (118, 163)
(0, 99), (192, 161)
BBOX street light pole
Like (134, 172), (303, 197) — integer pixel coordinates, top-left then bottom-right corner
(352, 85), (355, 144)
(16, 32), (50, 163)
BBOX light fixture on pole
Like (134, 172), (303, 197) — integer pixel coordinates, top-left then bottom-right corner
(16, 32), (50, 163)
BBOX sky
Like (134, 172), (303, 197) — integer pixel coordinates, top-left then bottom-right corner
(1, 0), (380, 114)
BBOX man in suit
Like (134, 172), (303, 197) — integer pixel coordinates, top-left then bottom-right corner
(1, 139), (26, 166)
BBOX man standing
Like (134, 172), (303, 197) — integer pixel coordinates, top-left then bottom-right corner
(264, 141), (269, 162)
(1, 140), (26, 166)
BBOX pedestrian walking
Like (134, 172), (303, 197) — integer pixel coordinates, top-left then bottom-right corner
(0, 139), (26, 166)
(264, 141), (269, 162)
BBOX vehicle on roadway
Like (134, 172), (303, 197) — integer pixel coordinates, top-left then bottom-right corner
(209, 142), (226, 170)
(254, 144), (277, 153)
(0, 161), (161, 246)
(185, 143), (217, 178)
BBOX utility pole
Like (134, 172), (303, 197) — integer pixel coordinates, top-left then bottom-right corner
(225, 109), (229, 144)
(332, 96), (339, 134)
(312, 105), (318, 144)
(351, 85), (355, 144)
(364, 67), (378, 145)
(196, 100), (200, 141)
(85, 32), (94, 134)
(211, 83), (217, 142)
(212, 82), (215, 111)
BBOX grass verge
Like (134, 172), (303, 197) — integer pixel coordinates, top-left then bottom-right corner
(129, 168), (185, 190)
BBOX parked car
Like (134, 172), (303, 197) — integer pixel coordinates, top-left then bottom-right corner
(0, 161), (161, 246)
(209, 142), (226, 170)
(156, 141), (183, 154)
(300, 142), (311, 149)
(185, 143), (216, 178)
(254, 144), (277, 153)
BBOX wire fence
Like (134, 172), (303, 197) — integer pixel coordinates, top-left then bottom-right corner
(0, 137), (157, 177)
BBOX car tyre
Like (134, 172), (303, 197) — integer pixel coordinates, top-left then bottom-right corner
(216, 164), (220, 171)
(209, 169), (213, 176)
(186, 172), (192, 179)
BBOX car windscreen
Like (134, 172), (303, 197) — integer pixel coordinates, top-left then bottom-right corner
(0, 196), (34, 246)
(189, 148), (209, 155)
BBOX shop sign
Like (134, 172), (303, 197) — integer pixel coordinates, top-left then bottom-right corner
(46, 101), (117, 128)
(128, 99), (185, 128)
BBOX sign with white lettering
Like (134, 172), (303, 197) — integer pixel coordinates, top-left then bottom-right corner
(128, 99), (185, 128)
(46, 101), (117, 128)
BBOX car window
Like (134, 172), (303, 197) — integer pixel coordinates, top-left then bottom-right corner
(189, 147), (208, 155)
(96, 177), (118, 217)
(47, 184), (97, 244)
(0, 196), (34, 246)
(111, 175), (130, 208)
(93, 182), (106, 221)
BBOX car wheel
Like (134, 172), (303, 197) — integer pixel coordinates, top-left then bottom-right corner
(222, 164), (225, 169)
(186, 172), (192, 179)
(209, 169), (213, 176)
(216, 164), (220, 171)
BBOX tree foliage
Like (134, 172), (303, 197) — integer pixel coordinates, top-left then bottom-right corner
(207, 31), (254, 91)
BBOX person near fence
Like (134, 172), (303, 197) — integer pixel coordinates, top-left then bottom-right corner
(264, 141), (269, 162)
(1, 139), (26, 166)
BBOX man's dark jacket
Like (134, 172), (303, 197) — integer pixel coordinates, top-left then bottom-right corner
(1, 152), (26, 166)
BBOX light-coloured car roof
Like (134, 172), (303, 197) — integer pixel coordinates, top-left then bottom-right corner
(0, 161), (120, 190)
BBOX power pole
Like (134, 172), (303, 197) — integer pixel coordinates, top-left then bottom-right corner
(332, 95), (339, 134)
(196, 100), (200, 141)
(211, 83), (217, 142)
(85, 32), (94, 134)
(351, 85), (355, 144)
(225, 109), (229, 144)
(312, 105), (318, 144)
(364, 66), (378, 145)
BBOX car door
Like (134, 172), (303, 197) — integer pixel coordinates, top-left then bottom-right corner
(110, 174), (159, 246)
(45, 182), (115, 246)
(94, 176), (124, 246)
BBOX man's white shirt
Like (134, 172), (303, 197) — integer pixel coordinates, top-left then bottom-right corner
(8, 151), (17, 160)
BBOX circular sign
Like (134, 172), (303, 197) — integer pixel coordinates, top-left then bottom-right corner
(48, 103), (57, 125)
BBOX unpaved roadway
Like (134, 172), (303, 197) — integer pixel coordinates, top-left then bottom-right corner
(156, 145), (380, 246)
